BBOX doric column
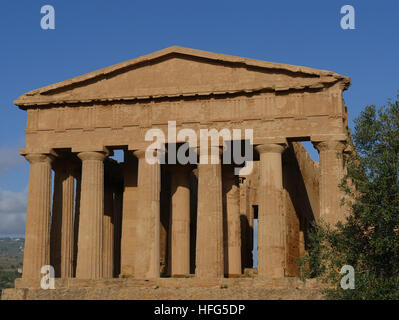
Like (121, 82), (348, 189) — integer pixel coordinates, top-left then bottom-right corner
(120, 151), (138, 277)
(239, 178), (253, 269)
(222, 165), (242, 277)
(23, 153), (53, 279)
(196, 146), (224, 278)
(313, 140), (346, 225)
(113, 184), (123, 278)
(50, 163), (62, 275)
(50, 159), (75, 278)
(103, 178), (114, 278)
(255, 143), (286, 278)
(75, 151), (107, 279)
(160, 166), (170, 276)
(133, 149), (161, 279)
(169, 165), (192, 277)
(73, 170), (81, 277)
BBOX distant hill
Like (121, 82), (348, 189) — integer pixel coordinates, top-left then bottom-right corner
(0, 238), (24, 295)
(0, 238), (24, 258)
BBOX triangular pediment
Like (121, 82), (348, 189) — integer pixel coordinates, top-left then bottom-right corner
(15, 46), (350, 108)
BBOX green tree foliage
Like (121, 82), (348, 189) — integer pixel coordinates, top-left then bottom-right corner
(299, 94), (399, 299)
(0, 270), (20, 296)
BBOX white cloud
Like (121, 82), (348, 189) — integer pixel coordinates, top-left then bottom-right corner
(0, 188), (27, 235)
(0, 188), (27, 214)
(0, 145), (24, 176)
(0, 144), (27, 235)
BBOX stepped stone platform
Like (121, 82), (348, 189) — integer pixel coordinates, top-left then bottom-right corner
(1, 277), (326, 300)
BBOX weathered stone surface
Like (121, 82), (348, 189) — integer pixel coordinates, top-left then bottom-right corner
(50, 159), (75, 278)
(75, 151), (107, 279)
(222, 165), (242, 276)
(22, 153), (53, 279)
(169, 165), (192, 277)
(196, 146), (224, 278)
(11, 47), (351, 299)
(255, 144), (287, 278)
(2, 278), (327, 300)
(313, 140), (347, 225)
(133, 150), (161, 279)
(120, 152), (138, 277)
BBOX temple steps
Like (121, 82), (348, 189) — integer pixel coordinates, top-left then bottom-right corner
(2, 277), (327, 300)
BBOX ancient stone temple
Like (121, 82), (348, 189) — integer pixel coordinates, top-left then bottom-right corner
(2, 47), (351, 300)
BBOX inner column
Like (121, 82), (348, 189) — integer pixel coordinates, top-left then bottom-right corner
(169, 164), (192, 277)
(75, 151), (107, 279)
(222, 164), (242, 277)
(103, 162), (115, 279)
(50, 158), (75, 278)
(255, 143), (286, 278)
(133, 149), (161, 279)
(195, 146), (224, 278)
(120, 151), (138, 277)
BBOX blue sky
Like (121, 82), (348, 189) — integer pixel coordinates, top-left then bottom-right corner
(0, 0), (398, 236)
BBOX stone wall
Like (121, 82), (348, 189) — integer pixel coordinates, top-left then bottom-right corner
(292, 142), (320, 222)
(282, 142), (320, 276)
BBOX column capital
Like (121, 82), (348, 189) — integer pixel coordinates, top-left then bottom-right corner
(255, 143), (286, 155)
(78, 151), (107, 161)
(312, 140), (346, 153)
(25, 153), (54, 164)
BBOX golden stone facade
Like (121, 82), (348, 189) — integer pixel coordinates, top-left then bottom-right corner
(3, 47), (351, 299)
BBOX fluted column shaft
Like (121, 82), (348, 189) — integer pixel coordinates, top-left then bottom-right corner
(50, 166), (62, 275)
(113, 186), (123, 277)
(103, 182), (114, 278)
(23, 154), (53, 279)
(239, 178), (253, 268)
(50, 160), (75, 278)
(222, 165), (242, 276)
(133, 149), (161, 279)
(76, 151), (106, 279)
(120, 152), (138, 277)
(255, 144), (286, 278)
(196, 146), (224, 278)
(73, 172), (81, 277)
(169, 165), (191, 277)
(314, 140), (346, 225)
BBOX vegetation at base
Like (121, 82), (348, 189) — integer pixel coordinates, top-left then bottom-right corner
(0, 269), (21, 295)
(299, 93), (399, 300)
